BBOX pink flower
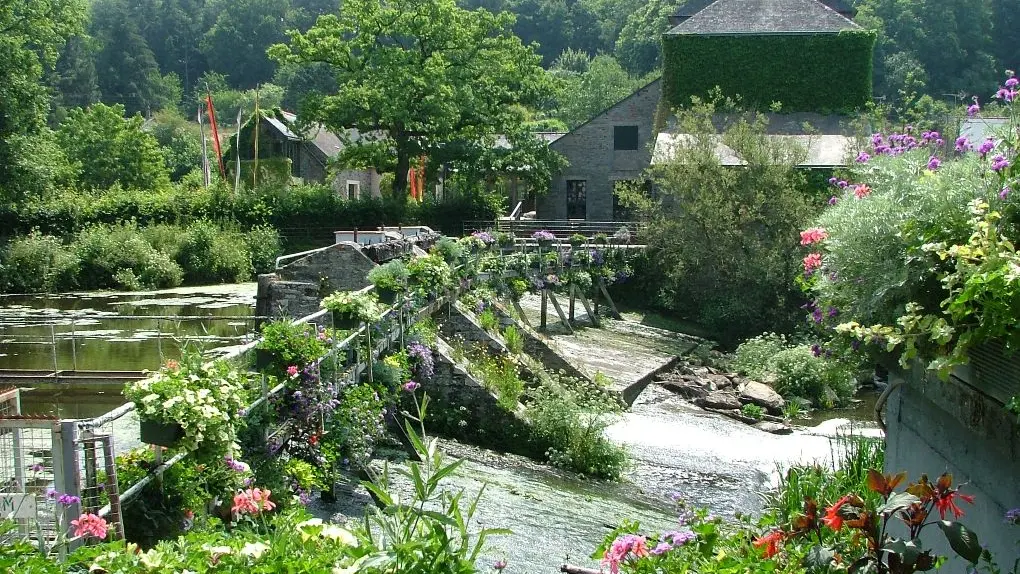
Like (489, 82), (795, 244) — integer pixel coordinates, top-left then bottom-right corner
(853, 184), (872, 199)
(601, 534), (649, 574)
(286, 365), (299, 377)
(70, 513), (108, 540)
(402, 380), (420, 392)
(232, 487), (275, 516)
(165, 359), (179, 371)
(799, 227), (828, 245)
(803, 253), (823, 273)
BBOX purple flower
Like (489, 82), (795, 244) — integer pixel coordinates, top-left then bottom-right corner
(1005, 508), (1020, 524)
(855, 151), (871, 163)
(955, 136), (970, 152)
(45, 488), (57, 501)
(828, 196), (838, 206)
(669, 531), (696, 546)
(57, 494), (80, 506)
(531, 230), (556, 242)
(837, 180), (849, 188)
(827, 307), (839, 318)
(991, 155), (1010, 172)
(978, 138), (996, 157)
(224, 456), (250, 473)
(827, 177), (838, 185)
(1001, 186), (1011, 200)
(494, 560), (508, 571)
(403, 380), (420, 392)
(811, 344), (822, 357)
(851, 339), (861, 351)
(926, 156), (941, 171)
(812, 308), (823, 324)
(995, 88), (1017, 102)
(30, 463), (44, 473)
(968, 101), (980, 117)
(651, 542), (672, 555)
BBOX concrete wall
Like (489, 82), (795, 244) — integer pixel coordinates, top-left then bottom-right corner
(540, 79), (662, 220)
(885, 367), (1020, 570)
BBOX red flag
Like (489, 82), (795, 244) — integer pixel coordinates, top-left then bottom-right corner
(206, 93), (226, 181)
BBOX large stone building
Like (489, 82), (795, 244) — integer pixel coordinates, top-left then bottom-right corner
(538, 0), (874, 220)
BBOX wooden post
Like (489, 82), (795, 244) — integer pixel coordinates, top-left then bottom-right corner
(568, 284), (576, 322)
(511, 298), (532, 328)
(597, 277), (622, 319)
(547, 290), (574, 334)
(540, 288), (548, 331)
(100, 435), (125, 541)
(576, 290), (600, 327)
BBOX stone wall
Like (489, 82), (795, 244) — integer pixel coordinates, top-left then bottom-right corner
(439, 302), (510, 356)
(540, 78), (662, 220)
(424, 339), (542, 458)
(489, 302), (593, 385)
(332, 168), (382, 198)
(885, 367), (1020, 570)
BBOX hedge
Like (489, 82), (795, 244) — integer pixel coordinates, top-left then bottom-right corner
(662, 31), (876, 113)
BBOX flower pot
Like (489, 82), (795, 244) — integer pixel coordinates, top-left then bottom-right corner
(375, 288), (398, 305)
(139, 420), (184, 448)
(254, 348), (273, 371)
(332, 312), (360, 330)
(537, 239), (553, 249)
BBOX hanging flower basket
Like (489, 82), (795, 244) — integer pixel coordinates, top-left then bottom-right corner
(375, 288), (398, 305)
(332, 312), (361, 330)
(139, 419), (184, 448)
(254, 348), (273, 371)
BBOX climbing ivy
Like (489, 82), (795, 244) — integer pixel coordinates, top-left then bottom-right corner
(662, 31), (876, 113)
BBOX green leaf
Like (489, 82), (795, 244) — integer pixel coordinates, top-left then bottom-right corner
(803, 545), (836, 569)
(876, 492), (920, 517)
(937, 521), (982, 564)
(426, 459), (464, 491)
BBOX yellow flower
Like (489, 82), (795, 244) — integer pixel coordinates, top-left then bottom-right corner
(321, 525), (358, 546)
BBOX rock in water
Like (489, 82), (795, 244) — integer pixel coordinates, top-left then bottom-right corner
(739, 381), (785, 413)
(753, 421), (793, 435)
(659, 380), (709, 400)
(696, 391), (742, 410)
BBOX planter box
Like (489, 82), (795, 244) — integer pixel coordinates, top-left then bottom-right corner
(139, 420), (184, 448)
(331, 312), (361, 330)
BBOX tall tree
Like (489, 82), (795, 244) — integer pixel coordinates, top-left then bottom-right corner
(49, 35), (101, 122)
(203, 0), (291, 88)
(0, 0), (86, 200)
(551, 53), (647, 128)
(138, 0), (210, 98)
(270, 0), (549, 198)
(614, 0), (674, 76)
(91, 0), (179, 115)
(57, 103), (170, 190)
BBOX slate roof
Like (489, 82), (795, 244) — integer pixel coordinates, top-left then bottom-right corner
(652, 132), (855, 167)
(666, 0), (859, 35)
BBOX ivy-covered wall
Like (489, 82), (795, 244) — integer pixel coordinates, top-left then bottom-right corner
(662, 31), (876, 114)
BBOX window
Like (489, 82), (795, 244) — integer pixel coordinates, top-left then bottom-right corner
(613, 125), (639, 151)
(347, 180), (361, 200)
(566, 180), (586, 219)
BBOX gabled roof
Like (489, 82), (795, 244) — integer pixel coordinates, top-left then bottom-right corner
(493, 132), (567, 149)
(652, 132), (855, 167)
(666, 0), (859, 35)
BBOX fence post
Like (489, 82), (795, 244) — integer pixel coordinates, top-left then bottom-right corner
(51, 421), (82, 554)
(50, 325), (59, 382)
(71, 318), (78, 372)
(99, 435), (125, 541)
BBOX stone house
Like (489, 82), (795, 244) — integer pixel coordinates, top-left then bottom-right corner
(230, 109), (383, 199)
(538, 0), (873, 220)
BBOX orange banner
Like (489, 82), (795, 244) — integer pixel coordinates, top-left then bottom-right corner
(206, 93), (226, 181)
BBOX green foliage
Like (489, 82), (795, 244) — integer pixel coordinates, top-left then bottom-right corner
(367, 259), (409, 293)
(550, 52), (650, 128)
(0, 233), (80, 293)
(473, 354), (525, 409)
(734, 333), (858, 408)
(662, 31), (876, 113)
(621, 102), (817, 345)
(270, 0), (549, 197)
(526, 373), (626, 480)
(740, 403), (764, 421)
(256, 319), (328, 373)
(175, 221), (254, 284)
(408, 317), (439, 347)
(478, 308), (500, 333)
(0, 0), (86, 202)
(328, 383), (386, 467)
(202, 0), (291, 89)
(243, 225), (282, 274)
(613, 0), (674, 75)
(407, 254), (454, 294)
(57, 103), (171, 191)
(321, 290), (384, 322)
(149, 110), (202, 181)
(431, 237), (465, 264)
(73, 223), (184, 290)
(503, 325), (524, 355)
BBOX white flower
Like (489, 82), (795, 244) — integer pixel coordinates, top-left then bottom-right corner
(321, 525), (358, 546)
(202, 544), (232, 558)
(140, 393), (160, 404)
(240, 542), (270, 559)
(139, 549), (163, 569)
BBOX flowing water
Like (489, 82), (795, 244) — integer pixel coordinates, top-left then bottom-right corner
(314, 384), (882, 573)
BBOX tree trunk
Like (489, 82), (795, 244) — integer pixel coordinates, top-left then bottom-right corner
(394, 151), (409, 199)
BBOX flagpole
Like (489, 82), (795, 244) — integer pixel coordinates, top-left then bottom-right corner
(198, 106), (211, 187)
(234, 107), (242, 194)
(252, 86), (260, 190)
(206, 91), (227, 181)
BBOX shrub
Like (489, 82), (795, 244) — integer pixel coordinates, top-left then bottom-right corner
(244, 225), (282, 275)
(740, 403), (765, 420)
(431, 236), (465, 263)
(256, 320), (328, 374)
(0, 232), (78, 293)
(473, 355), (524, 410)
(478, 308), (500, 333)
(367, 259), (409, 293)
(734, 333), (858, 408)
(503, 325), (524, 355)
(73, 223), (184, 290)
(407, 254), (453, 293)
(177, 221), (253, 284)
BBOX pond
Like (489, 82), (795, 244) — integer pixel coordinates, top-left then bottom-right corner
(0, 283), (257, 417)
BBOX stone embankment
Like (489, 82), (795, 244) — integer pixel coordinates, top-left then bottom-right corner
(656, 365), (792, 434)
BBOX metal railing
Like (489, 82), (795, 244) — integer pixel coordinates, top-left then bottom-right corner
(463, 219), (647, 239)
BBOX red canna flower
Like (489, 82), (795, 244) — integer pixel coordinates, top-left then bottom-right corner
(823, 495), (850, 531)
(930, 473), (975, 519)
(753, 530), (784, 558)
(309, 434), (319, 446)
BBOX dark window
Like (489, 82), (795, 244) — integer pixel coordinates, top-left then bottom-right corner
(566, 180), (586, 219)
(613, 125), (639, 151)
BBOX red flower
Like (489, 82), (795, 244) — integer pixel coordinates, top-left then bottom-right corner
(309, 434), (319, 446)
(753, 530), (784, 558)
(823, 495), (850, 531)
(854, 184), (872, 199)
(803, 253), (823, 272)
(935, 491), (975, 519)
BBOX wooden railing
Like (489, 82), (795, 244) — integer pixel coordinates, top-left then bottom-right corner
(462, 219), (646, 239)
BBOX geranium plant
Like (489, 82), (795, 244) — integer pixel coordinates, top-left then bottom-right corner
(124, 357), (253, 454)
